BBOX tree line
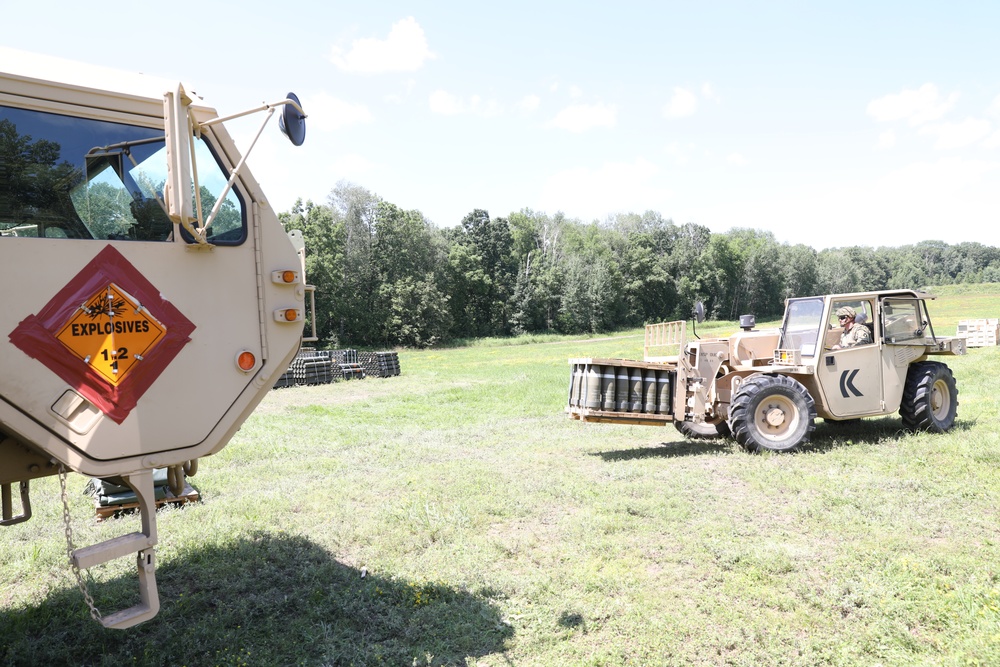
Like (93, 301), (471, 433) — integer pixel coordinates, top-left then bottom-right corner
(279, 181), (1000, 348)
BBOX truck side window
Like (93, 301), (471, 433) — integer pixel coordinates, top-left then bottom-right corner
(0, 105), (245, 243)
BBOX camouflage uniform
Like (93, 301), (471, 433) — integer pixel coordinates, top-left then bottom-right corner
(839, 317), (872, 347)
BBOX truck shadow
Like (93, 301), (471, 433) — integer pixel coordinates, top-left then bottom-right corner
(595, 440), (730, 461)
(0, 531), (512, 666)
(804, 416), (976, 453)
(594, 417), (976, 461)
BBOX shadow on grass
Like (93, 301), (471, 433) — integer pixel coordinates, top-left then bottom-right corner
(0, 531), (512, 666)
(594, 438), (730, 461)
(593, 417), (977, 461)
(803, 415), (977, 452)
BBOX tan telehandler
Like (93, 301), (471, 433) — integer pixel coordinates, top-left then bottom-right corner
(0, 49), (313, 628)
(567, 290), (965, 452)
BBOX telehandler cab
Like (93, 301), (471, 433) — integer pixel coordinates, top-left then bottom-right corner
(567, 290), (965, 452)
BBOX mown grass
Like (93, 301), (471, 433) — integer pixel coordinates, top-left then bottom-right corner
(1, 291), (999, 666)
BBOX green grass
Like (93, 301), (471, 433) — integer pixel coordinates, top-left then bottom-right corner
(2, 291), (1000, 666)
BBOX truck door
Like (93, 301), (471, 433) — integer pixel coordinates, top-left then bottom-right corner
(816, 299), (884, 417)
(879, 297), (936, 410)
(0, 92), (282, 470)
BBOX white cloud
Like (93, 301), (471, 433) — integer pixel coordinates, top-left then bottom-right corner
(701, 82), (720, 102)
(664, 142), (690, 165)
(329, 153), (376, 175)
(985, 130), (1000, 149)
(429, 89), (463, 115)
(877, 157), (996, 195)
(428, 90), (501, 117)
(866, 83), (958, 126)
(329, 17), (435, 73)
(663, 87), (698, 119)
(306, 93), (372, 131)
(919, 117), (993, 149)
(989, 94), (1000, 118)
(726, 153), (748, 166)
(537, 159), (671, 219)
(517, 94), (541, 113)
(547, 103), (617, 132)
(687, 157), (1000, 250)
(569, 85), (583, 99)
(877, 129), (896, 150)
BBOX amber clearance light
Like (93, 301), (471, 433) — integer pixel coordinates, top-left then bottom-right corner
(236, 350), (257, 372)
(274, 308), (302, 322)
(271, 269), (299, 285)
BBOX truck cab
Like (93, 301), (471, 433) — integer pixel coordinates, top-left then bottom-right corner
(772, 290), (964, 421)
(1, 49), (309, 627)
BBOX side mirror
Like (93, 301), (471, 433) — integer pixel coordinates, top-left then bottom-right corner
(694, 301), (706, 323)
(279, 92), (306, 147)
(165, 89), (308, 243)
(163, 84), (194, 225)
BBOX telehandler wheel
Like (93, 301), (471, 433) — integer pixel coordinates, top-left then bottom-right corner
(900, 362), (958, 433)
(674, 420), (731, 440)
(729, 375), (816, 453)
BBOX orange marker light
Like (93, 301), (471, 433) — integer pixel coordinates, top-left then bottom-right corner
(236, 351), (256, 372)
(273, 308), (302, 323)
(271, 269), (300, 285)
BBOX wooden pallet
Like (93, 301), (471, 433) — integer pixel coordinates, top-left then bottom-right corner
(957, 318), (1000, 347)
(95, 485), (200, 521)
(567, 406), (673, 426)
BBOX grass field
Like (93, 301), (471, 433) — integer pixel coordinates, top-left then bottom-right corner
(2, 287), (999, 666)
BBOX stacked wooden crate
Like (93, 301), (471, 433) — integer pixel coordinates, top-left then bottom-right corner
(956, 319), (1000, 348)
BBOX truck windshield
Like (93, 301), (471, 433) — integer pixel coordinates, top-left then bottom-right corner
(779, 297), (825, 357)
(0, 105), (244, 243)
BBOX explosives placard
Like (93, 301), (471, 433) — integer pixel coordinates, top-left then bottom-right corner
(55, 283), (167, 385)
(9, 245), (195, 424)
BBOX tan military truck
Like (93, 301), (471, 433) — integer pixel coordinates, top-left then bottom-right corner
(0, 49), (311, 628)
(567, 290), (965, 452)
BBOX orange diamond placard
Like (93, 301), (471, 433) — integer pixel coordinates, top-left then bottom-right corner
(55, 283), (167, 385)
(9, 245), (195, 424)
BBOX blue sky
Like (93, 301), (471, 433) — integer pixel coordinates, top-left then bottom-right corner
(4, 2), (999, 249)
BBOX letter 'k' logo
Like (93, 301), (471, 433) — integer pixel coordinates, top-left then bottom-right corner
(839, 369), (863, 398)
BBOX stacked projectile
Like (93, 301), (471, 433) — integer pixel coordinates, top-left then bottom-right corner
(359, 351), (401, 377)
(566, 358), (674, 417)
(273, 349), (335, 388)
(274, 347), (400, 388)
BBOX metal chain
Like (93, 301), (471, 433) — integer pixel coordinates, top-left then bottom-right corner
(58, 465), (103, 622)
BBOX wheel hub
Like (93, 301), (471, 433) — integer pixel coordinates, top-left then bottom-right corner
(931, 379), (950, 419)
(765, 408), (785, 427)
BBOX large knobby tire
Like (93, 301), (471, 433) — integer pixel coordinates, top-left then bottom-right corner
(899, 362), (958, 433)
(674, 419), (731, 440)
(729, 375), (817, 453)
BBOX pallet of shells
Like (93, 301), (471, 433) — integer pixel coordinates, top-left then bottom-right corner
(566, 358), (677, 425)
(359, 351), (401, 378)
(273, 349), (337, 388)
